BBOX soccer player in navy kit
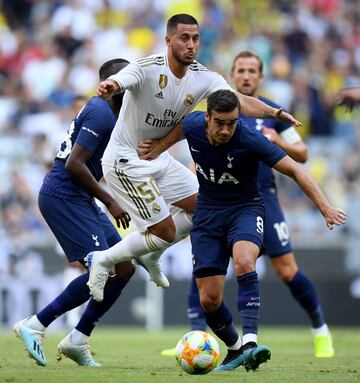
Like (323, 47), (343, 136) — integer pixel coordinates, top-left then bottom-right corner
(138, 89), (345, 371)
(13, 59), (133, 367)
(231, 50), (335, 357)
(161, 50), (337, 359)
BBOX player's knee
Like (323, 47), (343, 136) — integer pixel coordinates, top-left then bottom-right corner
(272, 257), (298, 282)
(233, 254), (256, 275)
(114, 261), (135, 279)
(149, 219), (176, 243)
(276, 266), (297, 283)
(200, 293), (222, 313)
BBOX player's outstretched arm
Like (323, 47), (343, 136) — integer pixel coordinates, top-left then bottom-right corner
(261, 126), (308, 163)
(236, 92), (301, 127)
(336, 87), (360, 112)
(273, 156), (346, 230)
(66, 144), (131, 229)
(138, 122), (185, 160)
(96, 79), (121, 99)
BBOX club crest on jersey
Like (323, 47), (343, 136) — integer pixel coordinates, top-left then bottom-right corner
(184, 94), (194, 107)
(159, 74), (168, 89)
(227, 154), (234, 168)
(152, 202), (161, 214)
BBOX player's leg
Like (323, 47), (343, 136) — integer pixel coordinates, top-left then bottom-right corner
(190, 206), (244, 371)
(57, 208), (135, 366)
(13, 195), (132, 366)
(87, 161), (197, 301)
(229, 205), (271, 371)
(264, 191), (333, 357)
(232, 241), (271, 371)
(271, 253), (334, 357)
(136, 202), (195, 289)
(187, 275), (207, 331)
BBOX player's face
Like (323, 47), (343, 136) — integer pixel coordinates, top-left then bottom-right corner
(230, 57), (263, 96)
(166, 24), (200, 66)
(205, 109), (239, 145)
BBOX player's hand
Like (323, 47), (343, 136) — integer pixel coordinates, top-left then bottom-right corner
(106, 199), (131, 229)
(275, 109), (302, 127)
(96, 80), (120, 99)
(261, 126), (280, 144)
(137, 139), (163, 160)
(336, 87), (360, 112)
(323, 206), (346, 230)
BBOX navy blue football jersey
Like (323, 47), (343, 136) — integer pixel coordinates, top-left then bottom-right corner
(182, 111), (286, 207)
(241, 96), (291, 191)
(40, 97), (116, 200)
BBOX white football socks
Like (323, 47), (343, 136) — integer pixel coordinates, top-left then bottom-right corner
(70, 328), (89, 345)
(228, 336), (242, 350)
(26, 315), (46, 332)
(243, 333), (258, 345)
(311, 323), (329, 337)
(99, 230), (171, 267)
(99, 209), (193, 268)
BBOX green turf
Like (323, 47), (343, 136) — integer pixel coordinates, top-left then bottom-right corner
(1, 326), (359, 383)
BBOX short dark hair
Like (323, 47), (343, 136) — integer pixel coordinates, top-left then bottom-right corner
(166, 14), (198, 34)
(231, 50), (263, 74)
(207, 90), (240, 116)
(99, 58), (129, 81)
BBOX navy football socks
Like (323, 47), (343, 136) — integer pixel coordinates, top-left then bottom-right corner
(187, 275), (207, 331)
(204, 302), (239, 347)
(287, 270), (325, 328)
(37, 272), (130, 334)
(236, 271), (260, 336)
(76, 275), (130, 336)
(37, 273), (90, 327)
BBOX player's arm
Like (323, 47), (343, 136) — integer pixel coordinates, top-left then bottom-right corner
(137, 122), (185, 160)
(236, 92), (301, 127)
(97, 62), (144, 99)
(272, 156), (346, 230)
(261, 126), (308, 163)
(65, 144), (130, 229)
(336, 87), (360, 112)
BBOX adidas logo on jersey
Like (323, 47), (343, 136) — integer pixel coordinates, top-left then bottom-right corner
(155, 91), (164, 99)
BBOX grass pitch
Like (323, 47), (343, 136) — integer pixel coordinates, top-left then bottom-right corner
(1, 326), (359, 383)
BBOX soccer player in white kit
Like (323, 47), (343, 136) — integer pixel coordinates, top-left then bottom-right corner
(87, 14), (301, 302)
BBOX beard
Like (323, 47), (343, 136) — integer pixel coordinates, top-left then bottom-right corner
(171, 46), (194, 66)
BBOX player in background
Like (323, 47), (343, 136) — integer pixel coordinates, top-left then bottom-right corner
(86, 13), (301, 302)
(231, 51), (336, 357)
(137, 89), (345, 371)
(13, 59), (133, 367)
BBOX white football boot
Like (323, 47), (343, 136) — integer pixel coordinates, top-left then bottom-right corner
(86, 251), (111, 302)
(57, 333), (101, 367)
(133, 252), (169, 288)
(13, 316), (47, 366)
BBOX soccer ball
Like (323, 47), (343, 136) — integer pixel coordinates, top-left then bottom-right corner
(175, 330), (220, 375)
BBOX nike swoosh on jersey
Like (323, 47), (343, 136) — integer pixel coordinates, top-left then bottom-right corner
(190, 147), (201, 152)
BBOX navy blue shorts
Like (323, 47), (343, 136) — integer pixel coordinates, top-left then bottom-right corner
(190, 203), (265, 277)
(38, 193), (121, 263)
(262, 190), (292, 258)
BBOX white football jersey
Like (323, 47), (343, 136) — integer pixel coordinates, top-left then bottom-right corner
(102, 52), (233, 168)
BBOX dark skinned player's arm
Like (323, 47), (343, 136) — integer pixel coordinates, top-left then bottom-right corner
(65, 143), (130, 229)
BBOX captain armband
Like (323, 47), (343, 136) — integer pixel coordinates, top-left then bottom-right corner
(280, 127), (301, 144)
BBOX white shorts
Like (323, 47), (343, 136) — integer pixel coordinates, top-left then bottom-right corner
(103, 156), (199, 232)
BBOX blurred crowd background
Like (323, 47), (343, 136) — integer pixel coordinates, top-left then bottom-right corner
(0, 0), (360, 328)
